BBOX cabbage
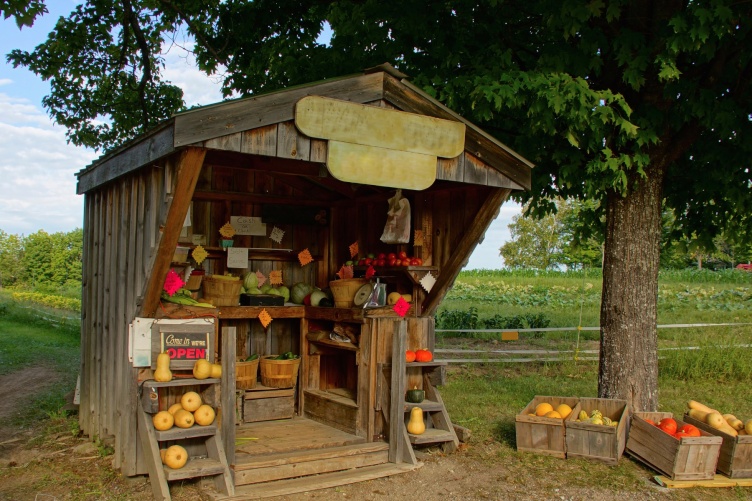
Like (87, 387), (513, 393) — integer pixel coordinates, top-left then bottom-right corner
(310, 290), (327, 307)
(243, 272), (259, 291)
(290, 282), (313, 304)
(260, 283), (272, 293)
(277, 285), (290, 303)
(268, 288), (280, 296)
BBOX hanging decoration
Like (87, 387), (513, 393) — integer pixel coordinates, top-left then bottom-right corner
(349, 242), (359, 258)
(219, 222), (236, 250)
(258, 309), (272, 329)
(420, 272), (436, 293)
(191, 245), (208, 266)
(269, 270), (283, 286)
(393, 297), (411, 317)
(413, 230), (424, 247)
(269, 226), (285, 244)
(298, 248), (314, 267)
(163, 269), (185, 296)
(336, 265), (354, 279)
(256, 270), (267, 288)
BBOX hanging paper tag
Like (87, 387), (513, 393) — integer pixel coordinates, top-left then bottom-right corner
(192, 245), (208, 266)
(365, 265), (376, 279)
(420, 272), (436, 293)
(269, 226), (285, 243)
(269, 270), (283, 286)
(258, 309), (272, 328)
(219, 222), (236, 238)
(163, 269), (185, 296)
(393, 297), (411, 317)
(227, 247), (248, 268)
(298, 248), (314, 267)
(256, 270), (267, 288)
(413, 230), (424, 246)
(336, 265), (354, 279)
(349, 242), (359, 258)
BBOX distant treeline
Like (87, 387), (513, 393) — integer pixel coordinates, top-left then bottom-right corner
(0, 228), (82, 298)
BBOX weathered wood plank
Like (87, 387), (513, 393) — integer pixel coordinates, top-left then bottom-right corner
(221, 326), (236, 472)
(77, 122), (175, 194)
(436, 155), (464, 182)
(241, 124), (277, 157)
(174, 72), (385, 147)
(423, 188), (511, 315)
(277, 121), (311, 161)
(463, 152), (488, 185)
(204, 132), (242, 152)
(139, 148), (206, 317)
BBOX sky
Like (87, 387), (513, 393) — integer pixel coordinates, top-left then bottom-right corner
(0, 2), (519, 269)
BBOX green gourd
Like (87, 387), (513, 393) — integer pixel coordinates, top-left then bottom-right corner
(405, 387), (425, 403)
(406, 407), (426, 435)
(154, 352), (172, 382)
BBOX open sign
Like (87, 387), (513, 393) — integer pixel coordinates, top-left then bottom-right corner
(151, 322), (214, 369)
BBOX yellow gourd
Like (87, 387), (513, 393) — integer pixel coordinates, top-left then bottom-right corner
(210, 363), (222, 379)
(163, 445), (188, 469)
(406, 407), (426, 435)
(192, 359), (212, 380)
(154, 352), (172, 382)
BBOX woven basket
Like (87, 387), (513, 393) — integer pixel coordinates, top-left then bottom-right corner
(203, 276), (242, 306)
(259, 355), (300, 388)
(185, 273), (204, 291)
(235, 356), (259, 390)
(329, 278), (368, 308)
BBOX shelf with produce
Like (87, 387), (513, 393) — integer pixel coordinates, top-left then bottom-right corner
(153, 424), (219, 442)
(142, 378), (220, 389)
(402, 399), (444, 412)
(180, 246), (323, 262)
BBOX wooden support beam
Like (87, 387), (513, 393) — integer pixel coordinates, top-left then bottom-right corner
(221, 326), (236, 479)
(388, 320), (417, 465)
(139, 147), (206, 317)
(422, 188), (512, 316)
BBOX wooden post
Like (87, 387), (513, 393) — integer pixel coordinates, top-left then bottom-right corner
(139, 147), (206, 317)
(388, 320), (416, 464)
(221, 326), (236, 473)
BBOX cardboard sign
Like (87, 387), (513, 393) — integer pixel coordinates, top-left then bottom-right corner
(151, 322), (214, 369)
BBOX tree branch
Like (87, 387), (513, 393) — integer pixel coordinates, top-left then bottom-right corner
(122, 0), (152, 129)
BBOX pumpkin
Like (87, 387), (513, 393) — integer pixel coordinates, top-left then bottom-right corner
(210, 363), (222, 379)
(154, 352), (172, 382)
(658, 417), (677, 435)
(415, 349), (432, 363)
(406, 407), (426, 435)
(163, 445), (188, 469)
(180, 391), (202, 412)
(167, 402), (183, 415)
(173, 409), (195, 429)
(192, 359), (212, 380)
(159, 448), (167, 464)
(194, 404), (216, 426)
(152, 411), (174, 431)
(405, 350), (416, 363)
(405, 387), (425, 403)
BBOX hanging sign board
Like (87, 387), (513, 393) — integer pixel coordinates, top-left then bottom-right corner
(150, 321), (214, 369)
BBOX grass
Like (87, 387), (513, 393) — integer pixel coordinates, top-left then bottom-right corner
(0, 290), (80, 426)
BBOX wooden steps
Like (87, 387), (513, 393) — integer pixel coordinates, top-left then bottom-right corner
(208, 462), (421, 500)
(233, 442), (389, 486)
(408, 428), (457, 445)
(165, 457), (226, 481)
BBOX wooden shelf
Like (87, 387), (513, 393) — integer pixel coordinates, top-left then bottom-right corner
(406, 361), (447, 368)
(402, 399), (444, 412)
(304, 389), (357, 409)
(218, 305), (305, 319)
(408, 428), (457, 445)
(142, 378), (220, 389)
(309, 336), (359, 352)
(154, 424), (218, 442)
(164, 457), (226, 481)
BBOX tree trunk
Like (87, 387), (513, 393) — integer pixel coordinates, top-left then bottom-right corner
(598, 165), (666, 412)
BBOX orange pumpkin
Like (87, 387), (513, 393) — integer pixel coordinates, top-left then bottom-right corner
(415, 349), (433, 363)
(405, 350), (416, 363)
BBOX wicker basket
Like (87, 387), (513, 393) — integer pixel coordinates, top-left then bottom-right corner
(203, 276), (242, 306)
(185, 272), (204, 291)
(235, 356), (259, 390)
(259, 355), (300, 388)
(329, 278), (368, 308)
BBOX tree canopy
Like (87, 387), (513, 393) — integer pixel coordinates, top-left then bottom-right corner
(5, 0), (751, 410)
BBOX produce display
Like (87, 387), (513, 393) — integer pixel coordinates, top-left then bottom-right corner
(192, 359), (222, 380)
(407, 407), (426, 435)
(686, 399), (750, 436)
(415, 349), (433, 362)
(349, 251), (424, 268)
(153, 392), (217, 432)
(160, 288), (215, 308)
(406, 387), (425, 403)
(573, 409), (619, 427)
(154, 352), (172, 382)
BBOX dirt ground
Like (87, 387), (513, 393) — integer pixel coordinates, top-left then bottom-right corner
(1, 368), (750, 501)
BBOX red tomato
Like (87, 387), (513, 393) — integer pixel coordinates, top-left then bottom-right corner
(364, 258), (372, 265)
(358, 258), (366, 266)
(658, 418), (678, 435)
(405, 350), (416, 363)
(394, 259), (401, 266)
(410, 258), (421, 266)
(387, 252), (396, 260)
(398, 251), (408, 260)
(377, 259), (386, 266)
(387, 258), (397, 267)
(402, 260), (410, 267)
(678, 424), (701, 437)
(414, 257), (423, 266)
(377, 253), (386, 260)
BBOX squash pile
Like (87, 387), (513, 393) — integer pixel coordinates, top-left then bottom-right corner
(527, 402), (573, 420)
(574, 409), (619, 427)
(153, 391), (217, 433)
(686, 400), (752, 436)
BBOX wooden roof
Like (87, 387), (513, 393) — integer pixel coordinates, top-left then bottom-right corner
(76, 65), (533, 195)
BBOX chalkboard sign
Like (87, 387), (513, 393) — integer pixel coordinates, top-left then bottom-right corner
(151, 322), (214, 369)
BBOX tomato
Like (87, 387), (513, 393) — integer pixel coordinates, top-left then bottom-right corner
(358, 258), (366, 266)
(410, 258), (421, 266)
(402, 259), (410, 266)
(398, 251), (408, 260)
(377, 259), (386, 266)
(678, 424), (701, 437)
(394, 259), (401, 266)
(658, 418), (678, 435)
(377, 253), (386, 260)
(414, 257), (423, 266)
(387, 258), (397, 267)
(387, 252), (396, 260)
(364, 258), (372, 265)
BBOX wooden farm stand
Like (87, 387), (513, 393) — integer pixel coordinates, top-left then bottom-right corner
(75, 64), (533, 500)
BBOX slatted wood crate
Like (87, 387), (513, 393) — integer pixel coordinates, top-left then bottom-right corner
(565, 397), (629, 465)
(627, 412), (722, 481)
(515, 396), (579, 458)
(683, 413), (752, 478)
(242, 385), (295, 423)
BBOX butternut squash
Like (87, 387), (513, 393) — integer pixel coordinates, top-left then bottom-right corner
(687, 400), (718, 415)
(154, 352), (172, 382)
(707, 412), (738, 436)
(687, 408), (711, 423)
(192, 359), (212, 380)
(746, 419), (752, 435)
(210, 363), (222, 379)
(406, 407), (426, 435)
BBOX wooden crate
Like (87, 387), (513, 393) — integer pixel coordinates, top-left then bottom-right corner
(626, 412), (723, 481)
(565, 397), (629, 465)
(242, 385), (295, 423)
(683, 413), (752, 478)
(515, 396), (579, 458)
